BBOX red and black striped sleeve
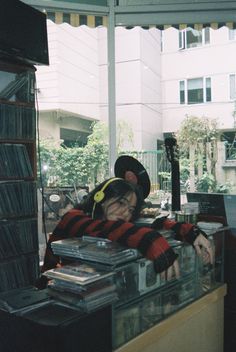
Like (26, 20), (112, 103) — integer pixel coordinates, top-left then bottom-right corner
(161, 218), (199, 244)
(42, 209), (178, 273)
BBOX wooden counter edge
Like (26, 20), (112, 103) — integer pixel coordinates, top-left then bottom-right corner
(114, 284), (227, 352)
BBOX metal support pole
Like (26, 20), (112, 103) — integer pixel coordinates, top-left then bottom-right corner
(107, 0), (117, 176)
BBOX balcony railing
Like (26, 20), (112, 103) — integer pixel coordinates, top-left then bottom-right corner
(225, 144), (236, 160)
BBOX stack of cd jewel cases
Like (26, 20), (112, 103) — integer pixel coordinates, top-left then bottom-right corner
(51, 236), (140, 266)
(45, 261), (118, 312)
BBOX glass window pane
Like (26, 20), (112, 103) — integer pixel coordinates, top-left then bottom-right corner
(229, 29), (236, 40)
(206, 87), (211, 102)
(179, 31), (183, 49)
(206, 77), (211, 88)
(188, 78), (203, 104)
(179, 81), (185, 104)
(204, 27), (210, 44)
(95, 16), (103, 27)
(230, 74), (236, 100)
(47, 12), (55, 22)
(79, 15), (87, 25)
(63, 13), (70, 24)
(188, 78), (203, 89)
(188, 88), (203, 104)
(186, 28), (202, 48)
(206, 77), (211, 102)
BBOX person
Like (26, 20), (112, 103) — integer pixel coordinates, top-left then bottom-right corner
(41, 177), (213, 283)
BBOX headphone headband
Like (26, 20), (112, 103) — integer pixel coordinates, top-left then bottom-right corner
(93, 177), (122, 203)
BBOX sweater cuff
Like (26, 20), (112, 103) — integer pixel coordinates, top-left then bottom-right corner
(153, 248), (178, 273)
(185, 225), (208, 245)
(151, 216), (169, 230)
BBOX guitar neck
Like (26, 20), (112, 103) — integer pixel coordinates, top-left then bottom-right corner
(171, 161), (181, 212)
(164, 138), (181, 212)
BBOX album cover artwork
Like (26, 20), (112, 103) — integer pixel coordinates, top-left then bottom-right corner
(45, 262), (114, 285)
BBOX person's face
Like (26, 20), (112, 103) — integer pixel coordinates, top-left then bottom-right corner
(102, 192), (137, 222)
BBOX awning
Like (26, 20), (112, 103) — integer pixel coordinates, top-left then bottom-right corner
(45, 12), (108, 27)
(23, 0), (236, 29)
(115, 0), (236, 29)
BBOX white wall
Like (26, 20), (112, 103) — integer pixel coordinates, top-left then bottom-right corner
(161, 26), (236, 132)
(37, 22), (236, 150)
(98, 26), (162, 150)
(36, 20), (100, 119)
(36, 21), (59, 108)
(140, 28), (163, 146)
(36, 23), (163, 150)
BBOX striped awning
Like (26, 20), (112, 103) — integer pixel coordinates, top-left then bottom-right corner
(26, 10), (236, 30)
(45, 11), (108, 27)
(115, 0), (236, 29)
(23, 0), (236, 29)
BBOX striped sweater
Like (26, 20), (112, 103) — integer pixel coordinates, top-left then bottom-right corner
(42, 208), (199, 274)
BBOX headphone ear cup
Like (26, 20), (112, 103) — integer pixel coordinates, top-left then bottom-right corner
(93, 177), (122, 204)
(94, 190), (105, 203)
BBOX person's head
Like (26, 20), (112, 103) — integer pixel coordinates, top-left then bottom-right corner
(77, 178), (143, 222)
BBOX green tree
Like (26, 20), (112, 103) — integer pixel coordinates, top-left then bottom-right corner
(37, 120), (134, 189)
(175, 115), (219, 192)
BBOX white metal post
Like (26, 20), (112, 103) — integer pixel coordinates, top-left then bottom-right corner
(107, 0), (117, 176)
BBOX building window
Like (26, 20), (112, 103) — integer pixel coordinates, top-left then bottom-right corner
(95, 16), (103, 27)
(230, 74), (236, 100)
(79, 15), (87, 26)
(47, 12), (55, 22)
(179, 77), (211, 105)
(179, 80), (185, 104)
(60, 128), (89, 147)
(229, 29), (236, 40)
(179, 27), (210, 49)
(63, 13), (71, 24)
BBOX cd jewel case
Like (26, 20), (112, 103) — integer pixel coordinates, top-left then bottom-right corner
(44, 262), (114, 286)
(44, 261), (117, 312)
(51, 236), (140, 265)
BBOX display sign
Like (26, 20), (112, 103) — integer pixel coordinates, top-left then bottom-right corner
(187, 192), (236, 232)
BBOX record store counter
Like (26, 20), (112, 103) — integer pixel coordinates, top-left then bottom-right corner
(114, 284), (226, 352)
(0, 296), (113, 352)
(0, 226), (228, 352)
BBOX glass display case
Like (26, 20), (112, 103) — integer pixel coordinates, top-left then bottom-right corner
(112, 227), (226, 350)
(44, 225), (226, 351)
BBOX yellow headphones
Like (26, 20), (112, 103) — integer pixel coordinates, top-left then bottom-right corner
(93, 177), (122, 203)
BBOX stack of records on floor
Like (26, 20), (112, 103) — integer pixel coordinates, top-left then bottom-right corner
(51, 236), (140, 267)
(45, 261), (117, 312)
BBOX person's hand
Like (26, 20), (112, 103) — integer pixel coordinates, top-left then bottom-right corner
(161, 259), (180, 281)
(193, 233), (214, 265)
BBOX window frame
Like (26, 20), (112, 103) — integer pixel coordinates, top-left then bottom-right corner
(229, 73), (236, 100)
(179, 77), (212, 105)
(179, 27), (210, 50)
(229, 28), (236, 41)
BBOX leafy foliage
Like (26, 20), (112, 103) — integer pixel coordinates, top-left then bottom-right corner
(38, 121), (109, 188)
(37, 120), (134, 189)
(176, 114), (219, 153)
(175, 115), (221, 192)
(196, 172), (216, 192)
